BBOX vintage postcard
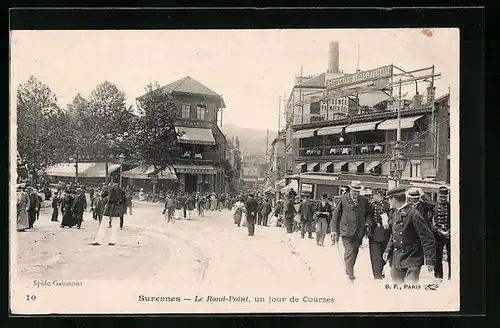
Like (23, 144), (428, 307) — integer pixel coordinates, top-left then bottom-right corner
(10, 28), (459, 314)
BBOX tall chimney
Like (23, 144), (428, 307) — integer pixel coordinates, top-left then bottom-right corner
(327, 41), (339, 73)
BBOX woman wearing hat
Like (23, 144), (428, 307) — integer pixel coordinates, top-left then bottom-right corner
(16, 184), (30, 232)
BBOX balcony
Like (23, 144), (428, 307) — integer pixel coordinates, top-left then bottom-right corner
(178, 151), (222, 165)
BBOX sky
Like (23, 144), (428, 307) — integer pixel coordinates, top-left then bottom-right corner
(10, 29), (459, 131)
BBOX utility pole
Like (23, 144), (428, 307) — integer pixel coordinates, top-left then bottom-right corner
(278, 96), (281, 133)
(299, 66), (304, 124)
(356, 44), (360, 72)
(397, 79), (402, 141)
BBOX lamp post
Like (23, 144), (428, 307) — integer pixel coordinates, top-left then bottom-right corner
(388, 79), (409, 188)
(118, 153), (125, 187)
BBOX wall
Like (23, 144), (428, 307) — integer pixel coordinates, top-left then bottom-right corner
(435, 101), (450, 182)
(173, 94), (220, 123)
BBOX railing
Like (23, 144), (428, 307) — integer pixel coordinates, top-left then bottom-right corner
(389, 139), (427, 154)
(178, 151), (221, 163)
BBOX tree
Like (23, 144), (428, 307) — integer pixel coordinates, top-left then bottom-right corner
(16, 76), (67, 180)
(130, 82), (183, 175)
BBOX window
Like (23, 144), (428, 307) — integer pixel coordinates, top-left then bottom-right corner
(196, 105), (206, 120)
(410, 163), (421, 177)
(181, 103), (191, 118)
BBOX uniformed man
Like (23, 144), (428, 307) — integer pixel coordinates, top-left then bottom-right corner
(367, 189), (392, 280)
(383, 187), (436, 283)
(432, 186), (451, 280)
(407, 187), (435, 228)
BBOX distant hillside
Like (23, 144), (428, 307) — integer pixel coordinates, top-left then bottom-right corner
(222, 124), (277, 160)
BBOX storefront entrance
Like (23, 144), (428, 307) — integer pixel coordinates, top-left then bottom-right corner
(185, 174), (198, 193)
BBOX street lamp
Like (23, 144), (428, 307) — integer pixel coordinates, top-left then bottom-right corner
(389, 141), (408, 187)
(118, 153), (125, 187)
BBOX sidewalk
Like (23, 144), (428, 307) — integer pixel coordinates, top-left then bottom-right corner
(15, 208), (171, 281)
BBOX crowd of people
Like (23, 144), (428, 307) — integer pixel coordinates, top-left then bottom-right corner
(230, 181), (451, 284)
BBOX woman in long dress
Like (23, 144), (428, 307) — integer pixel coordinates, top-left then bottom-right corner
(60, 190), (77, 228)
(17, 185), (30, 231)
(232, 198), (245, 227)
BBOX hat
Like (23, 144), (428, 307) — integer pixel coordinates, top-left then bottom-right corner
(407, 187), (421, 199)
(372, 188), (384, 196)
(386, 187), (406, 198)
(321, 193), (328, 198)
(349, 181), (364, 191)
(438, 186), (449, 196)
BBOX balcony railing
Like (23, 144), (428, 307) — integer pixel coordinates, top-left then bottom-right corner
(178, 151), (221, 164)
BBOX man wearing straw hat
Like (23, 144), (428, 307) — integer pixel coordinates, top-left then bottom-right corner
(331, 181), (374, 282)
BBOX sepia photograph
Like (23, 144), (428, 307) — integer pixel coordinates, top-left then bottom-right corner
(10, 27), (459, 314)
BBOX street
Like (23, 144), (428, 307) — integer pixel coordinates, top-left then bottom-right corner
(15, 201), (447, 289)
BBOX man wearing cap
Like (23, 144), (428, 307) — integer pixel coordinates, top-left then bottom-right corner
(314, 194), (332, 246)
(298, 192), (315, 239)
(407, 187), (435, 228)
(383, 187), (436, 283)
(245, 193), (259, 236)
(432, 186), (451, 280)
(367, 189), (392, 280)
(331, 181), (374, 281)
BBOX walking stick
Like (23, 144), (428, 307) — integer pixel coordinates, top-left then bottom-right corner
(335, 237), (346, 272)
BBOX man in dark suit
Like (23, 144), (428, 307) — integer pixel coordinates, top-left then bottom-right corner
(383, 187), (436, 283)
(298, 192), (315, 239)
(26, 187), (39, 229)
(331, 181), (374, 281)
(73, 187), (87, 229)
(367, 189), (392, 280)
(245, 193), (259, 236)
(432, 186), (451, 280)
(314, 194), (332, 247)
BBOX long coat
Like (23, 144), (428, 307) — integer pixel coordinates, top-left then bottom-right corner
(17, 191), (30, 230)
(384, 204), (436, 269)
(331, 193), (373, 239)
(299, 199), (316, 221)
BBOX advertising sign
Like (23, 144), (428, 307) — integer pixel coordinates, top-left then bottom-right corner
(326, 65), (393, 89)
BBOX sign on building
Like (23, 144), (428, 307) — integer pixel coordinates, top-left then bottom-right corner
(326, 65), (393, 89)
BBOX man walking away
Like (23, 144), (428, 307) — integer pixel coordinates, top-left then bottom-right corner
(51, 192), (60, 222)
(331, 181), (374, 282)
(245, 194), (258, 236)
(283, 195), (296, 233)
(383, 187), (436, 284)
(432, 186), (451, 281)
(185, 193), (195, 220)
(91, 179), (125, 246)
(367, 189), (392, 280)
(73, 187), (87, 229)
(314, 194), (332, 246)
(261, 198), (272, 226)
(298, 192), (315, 239)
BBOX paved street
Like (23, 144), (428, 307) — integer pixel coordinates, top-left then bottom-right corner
(15, 201), (447, 289)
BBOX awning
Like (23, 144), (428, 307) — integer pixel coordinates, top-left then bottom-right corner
(345, 121), (384, 134)
(348, 161), (364, 173)
(317, 125), (347, 136)
(275, 179), (287, 189)
(281, 180), (298, 193)
(376, 115), (424, 130)
(122, 165), (177, 180)
(365, 161), (382, 172)
(291, 128), (317, 139)
(295, 162), (306, 172)
(176, 126), (216, 145)
(78, 163), (121, 178)
(334, 161), (348, 173)
(307, 162), (319, 172)
(42, 162), (120, 178)
(320, 162), (333, 172)
(174, 164), (217, 175)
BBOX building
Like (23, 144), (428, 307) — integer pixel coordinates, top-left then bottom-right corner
(131, 76), (227, 194)
(264, 131), (287, 197)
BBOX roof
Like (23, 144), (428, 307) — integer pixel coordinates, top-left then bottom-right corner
(295, 73), (326, 88)
(435, 93), (450, 104)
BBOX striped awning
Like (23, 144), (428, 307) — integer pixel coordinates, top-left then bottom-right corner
(307, 162), (319, 172)
(334, 161), (348, 173)
(320, 162), (333, 172)
(376, 115), (424, 130)
(365, 161), (381, 172)
(348, 161), (364, 173)
(292, 128), (317, 139)
(295, 162), (306, 172)
(317, 125), (347, 136)
(176, 126), (216, 145)
(345, 121), (384, 134)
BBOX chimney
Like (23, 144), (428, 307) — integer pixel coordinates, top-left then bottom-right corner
(327, 41), (340, 73)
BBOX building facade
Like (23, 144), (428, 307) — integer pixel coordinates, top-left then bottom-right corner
(135, 76), (227, 194)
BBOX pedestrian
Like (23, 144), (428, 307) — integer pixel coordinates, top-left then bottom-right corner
(60, 188), (77, 228)
(367, 189), (392, 280)
(34, 188), (43, 221)
(298, 192), (315, 239)
(73, 187), (87, 229)
(288, 188), (297, 200)
(91, 178), (126, 246)
(163, 194), (176, 223)
(232, 197), (245, 227)
(245, 193), (258, 236)
(283, 195), (297, 233)
(185, 193), (195, 220)
(261, 198), (273, 226)
(383, 187), (436, 284)
(26, 187), (39, 229)
(174, 194), (184, 220)
(198, 194), (206, 216)
(331, 181), (374, 282)
(96, 190), (108, 224)
(314, 194), (332, 246)
(180, 192), (188, 219)
(126, 190), (133, 215)
(16, 184), (30, 232)
(118, 187), (127, 229)
(51, 192), (60, 222)
(407, 187), (435, 228)
(432, 186), (451, 280)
